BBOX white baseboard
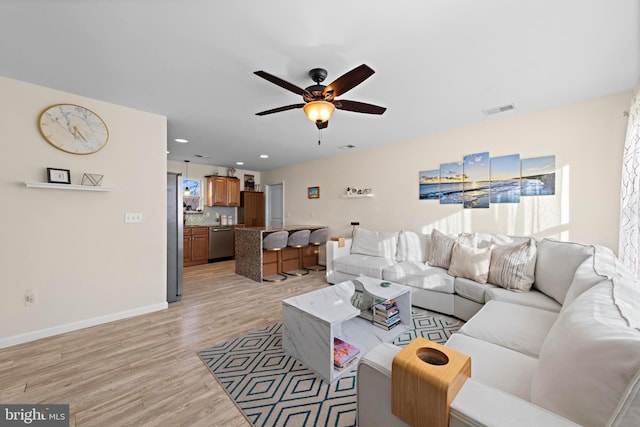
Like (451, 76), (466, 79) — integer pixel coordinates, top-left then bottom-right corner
(0, 302), (168, 348)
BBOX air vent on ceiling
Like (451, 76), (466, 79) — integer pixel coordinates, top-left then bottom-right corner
(483, 103), (516, 116)
(194, 154), (212, 159)
(339, 144), (358, 150)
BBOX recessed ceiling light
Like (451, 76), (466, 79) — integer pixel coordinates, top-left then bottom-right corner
(259, 154), (269, 158)
(236, 162), (244, 166)
(174, 138), (189, 143)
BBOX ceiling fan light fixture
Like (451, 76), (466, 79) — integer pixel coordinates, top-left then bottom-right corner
(303, 101), (335, 123)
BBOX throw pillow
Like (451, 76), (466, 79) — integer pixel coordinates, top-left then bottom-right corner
(396, 230), (430, 263)
(448, 243), (492, 284)
(534, 238), (594, 304)
(427, 229), (457, 269)
(350, 227), (399, 259)
(487, 239), (537, 291)
(530, 279), (640, 427)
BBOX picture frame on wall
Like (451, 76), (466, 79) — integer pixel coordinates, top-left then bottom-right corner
(47, 167), (71, 184)
(308, 186), (320, 199)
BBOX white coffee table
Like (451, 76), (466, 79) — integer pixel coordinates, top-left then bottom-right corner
(282, 276), (411, 383)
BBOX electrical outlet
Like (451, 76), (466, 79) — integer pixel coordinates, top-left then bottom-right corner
(125, 213), (143, 223)
(25, 289), (36, 306)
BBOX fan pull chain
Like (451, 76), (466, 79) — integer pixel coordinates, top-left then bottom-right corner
(318, 128), (322, 146)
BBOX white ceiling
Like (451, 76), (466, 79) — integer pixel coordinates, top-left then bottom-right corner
(1, 1), (638, 171)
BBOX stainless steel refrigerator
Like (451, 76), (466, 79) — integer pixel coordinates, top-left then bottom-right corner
(167, 172), (184, 302)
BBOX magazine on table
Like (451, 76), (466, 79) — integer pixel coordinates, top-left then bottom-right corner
(333, 337), (360, 368)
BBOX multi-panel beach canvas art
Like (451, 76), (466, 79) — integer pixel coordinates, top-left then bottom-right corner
(439, 161), (464, 204)
(521, 155), (556, 196)
(490, 154), (521, 203)
(463, 152), (490, 209)
(419, 169), (441, 200)
(419, 153), (556, 208)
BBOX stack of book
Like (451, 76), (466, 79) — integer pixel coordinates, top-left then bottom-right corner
(333, 337), (360, 370)
(373, 299), (400, 330)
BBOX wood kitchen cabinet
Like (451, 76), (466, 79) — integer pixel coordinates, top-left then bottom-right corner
(238, 191), (265, 227)
(206, 176), (240, 207)
(184, 226), (209, 267)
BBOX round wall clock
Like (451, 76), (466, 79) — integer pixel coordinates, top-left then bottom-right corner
(38, 104), (109, 155)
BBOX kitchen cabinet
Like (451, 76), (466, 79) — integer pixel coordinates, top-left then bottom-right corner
(238, 191), (265, 227)
(206, 176), (240, 207)
(184, 226), (209, 267)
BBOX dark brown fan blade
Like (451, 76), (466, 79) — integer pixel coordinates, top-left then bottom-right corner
(324, 64), (375, 98)
(256, 103), (305, 116)
(316, 121), (328, 130)
(334, 100), (386, 115)
(254, 71), (310, 97)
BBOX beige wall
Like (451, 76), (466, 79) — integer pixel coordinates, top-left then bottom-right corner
(263, 92), (630, 251)
(0, 76), (167, 347)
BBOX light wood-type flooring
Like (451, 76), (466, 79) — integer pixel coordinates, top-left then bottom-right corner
(0, 261), (328, 426)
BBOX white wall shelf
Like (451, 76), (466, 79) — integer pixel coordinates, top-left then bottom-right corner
(25, 182), (114, 192)
(342, 194), (374, 198)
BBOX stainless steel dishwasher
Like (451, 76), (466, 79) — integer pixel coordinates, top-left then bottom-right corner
(208, 227), (234, 260)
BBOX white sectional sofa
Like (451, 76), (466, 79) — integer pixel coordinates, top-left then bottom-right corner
(325, 228), (640, 426)
(327, 228), (595, 320)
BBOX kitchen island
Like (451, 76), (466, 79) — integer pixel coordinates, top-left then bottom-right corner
(235, 225), (328, 282)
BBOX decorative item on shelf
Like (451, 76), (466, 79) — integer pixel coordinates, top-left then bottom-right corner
(308, 186), (320, 199)
(244, 174), (255, 191)
(47, 168), (71, 184)
(345, 187), (373, 196)
(81, 173), (103, 186)
(38, 104), (109, 155)
(228, 167), (236, 177)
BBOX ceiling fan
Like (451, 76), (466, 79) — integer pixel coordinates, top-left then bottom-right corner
(254, 64), (386, 129)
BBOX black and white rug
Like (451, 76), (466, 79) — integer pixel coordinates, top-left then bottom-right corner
(198, 309), (463, 427)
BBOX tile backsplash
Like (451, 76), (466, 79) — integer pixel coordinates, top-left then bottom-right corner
(184, 205), (236, 226)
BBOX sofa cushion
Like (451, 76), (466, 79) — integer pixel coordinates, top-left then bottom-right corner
(448, 243), (492, 284)
(382, 261), (428, 282)
(333, 254), (396, 279)
(487, 239), (537, 291)
(351, 227), (399, 259)
(428, 229), (475, 269)
(401, 265), (455, 294)
(485, 287), (561, 312)
(454, 277), (497, 304)
(396, 230), (430, 263)
(428, 229), (458, 269)
(446, 333), (537, 401)
(459, 300), (558, 357)
(530, 279), (640, 427)
(475, 233), (531, 249)
(561, 255), (609, 313)
(534, 238), (594, 304)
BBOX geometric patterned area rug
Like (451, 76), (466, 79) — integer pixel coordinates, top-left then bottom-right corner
(198, 309), (463, 427)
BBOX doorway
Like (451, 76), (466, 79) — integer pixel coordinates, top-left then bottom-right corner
(265, 182), (284, 227)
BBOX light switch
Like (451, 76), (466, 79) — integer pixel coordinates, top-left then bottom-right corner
(125, 213), (143, 223)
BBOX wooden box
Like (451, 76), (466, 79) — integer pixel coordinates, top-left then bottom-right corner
(391, 337), (471, 427)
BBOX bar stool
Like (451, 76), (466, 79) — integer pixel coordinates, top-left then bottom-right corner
(284, 229), (311, 276)
(306, 228), (330, 271)
(262, 230), (289, 282)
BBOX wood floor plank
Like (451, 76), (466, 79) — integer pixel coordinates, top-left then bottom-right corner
(0, 261), (328, 426)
